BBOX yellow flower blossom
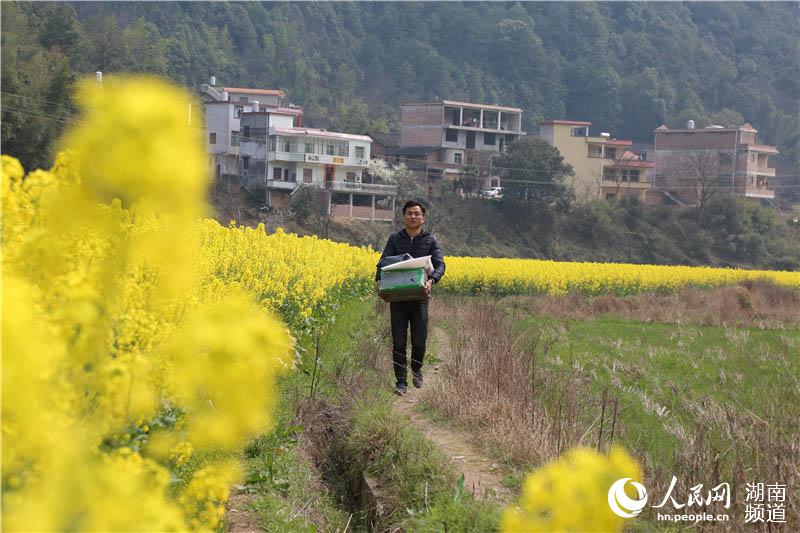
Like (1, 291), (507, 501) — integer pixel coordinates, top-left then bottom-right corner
(502, 446), (642, 532)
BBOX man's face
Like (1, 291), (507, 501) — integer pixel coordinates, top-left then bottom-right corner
(403, 206), (425, 229)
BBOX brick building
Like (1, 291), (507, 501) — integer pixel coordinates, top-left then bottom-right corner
(399, 100), (525, 187)
(654, 122), (778, 204)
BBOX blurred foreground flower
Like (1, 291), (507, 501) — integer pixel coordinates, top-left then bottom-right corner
(1, 75), (290, 531)
(501, 446), (642, 532)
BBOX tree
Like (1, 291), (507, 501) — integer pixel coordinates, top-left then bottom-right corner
(494, 137), (574, 210)
(84, 15), (125, 72)
(38, 4), (82, 55)
(663, 145), (734, 225)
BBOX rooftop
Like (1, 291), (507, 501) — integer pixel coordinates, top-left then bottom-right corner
(273, 127), (372, 142)
(243, 107), (303, 116)
(402, 100), (523, 113)
(539, 119), (592, 126)
(654, 122), (759, 134)
(222, 87), (286, 97)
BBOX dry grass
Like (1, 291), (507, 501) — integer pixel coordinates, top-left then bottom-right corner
(422, 285), (800, 529)
(423, 298), (601, 467)
(510, 279), (800, 329)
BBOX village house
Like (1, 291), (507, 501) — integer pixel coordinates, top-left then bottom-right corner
(398, 100), (525, 189)
(538, 120), (657, 203)
(653, 122), (778, 205)
(203, 78), (396, 221)
(201, 77), (301, 179)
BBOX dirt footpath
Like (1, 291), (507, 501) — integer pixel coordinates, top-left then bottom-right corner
(393, 326), (513, 504)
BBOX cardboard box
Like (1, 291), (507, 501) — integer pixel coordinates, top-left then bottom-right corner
(379, 267), (429, 302)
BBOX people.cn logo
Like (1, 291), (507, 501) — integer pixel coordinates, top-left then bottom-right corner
(608, 478), (648, 518)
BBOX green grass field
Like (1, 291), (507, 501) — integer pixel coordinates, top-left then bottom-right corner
(517, 314), (800, 472)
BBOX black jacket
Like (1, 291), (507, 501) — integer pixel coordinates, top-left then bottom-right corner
(375, 228), (446, 283)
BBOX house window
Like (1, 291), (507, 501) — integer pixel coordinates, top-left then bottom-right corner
(209, 132), (217, 144)
(234, 105), (243, 119)
(484, 133), (496, 146)
(239, 96), (248, 103)
(346, 172), (357, 182)
(305, 142), (314, 154)
(454, 152), (463, 164)
(719, 153), (733, 166)
(628, 170), (640, 182)
(326, 144), (335, 156)
(272, 167), (281, 180)
(242, 126), (250, 139)
(605, 148), (616, 160)
(445, 129), (458, 142)
(603, 168), (615, 181)
(355, 146), (365, 159)
(283, 168), (289, 181)
(231, 131), (239, 146)
(571, 127), (588, 137)
(338, 144), (349, 157)
(751, 153), (756, 163)
(242, 156), (250, 170)
(269, 137), (276, 151)
(303, 168), (313, 183)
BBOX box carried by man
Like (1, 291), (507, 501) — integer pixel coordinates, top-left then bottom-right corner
(378, 255), (433, 302)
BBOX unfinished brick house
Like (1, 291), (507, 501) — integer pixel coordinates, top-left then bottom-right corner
(398, 100), (525, 188)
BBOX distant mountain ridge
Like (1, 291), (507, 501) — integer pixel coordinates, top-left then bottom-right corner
(3, 1), (799, 188)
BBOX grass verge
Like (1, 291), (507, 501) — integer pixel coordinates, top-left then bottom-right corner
(236, 296), (502, 531)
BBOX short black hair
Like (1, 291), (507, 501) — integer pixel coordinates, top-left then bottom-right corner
(402, 200), (426, 215)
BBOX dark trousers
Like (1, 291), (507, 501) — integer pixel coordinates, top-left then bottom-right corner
(390, 300), (429, 386)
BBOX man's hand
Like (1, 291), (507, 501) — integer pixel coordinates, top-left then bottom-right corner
(425, 279), (432, 295)
(376, 281), (390, 302)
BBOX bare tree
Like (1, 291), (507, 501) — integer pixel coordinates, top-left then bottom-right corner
(661, 146), (734, 225)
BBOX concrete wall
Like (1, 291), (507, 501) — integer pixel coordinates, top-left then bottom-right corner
(205, 104), (236, 153)
(211, 154), (239, 176)
(270, 114), (295, 129)
(540, 124), (604, 200)
(267, 162), (367, 186)
(655, 130), (739, 150)
(228, 92), (281, 108)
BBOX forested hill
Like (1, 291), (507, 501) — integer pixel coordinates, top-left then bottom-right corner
(3, 1), (799, 175)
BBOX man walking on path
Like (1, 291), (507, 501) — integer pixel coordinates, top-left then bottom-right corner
(375, 200), (446, 396)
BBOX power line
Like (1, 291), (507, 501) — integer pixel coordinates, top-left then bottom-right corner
(3, 100), (797, 190)
(0, 105), (79, 125)
(0, 91), (83, 113)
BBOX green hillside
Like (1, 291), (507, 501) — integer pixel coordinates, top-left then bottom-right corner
(3, 1), (799, 182)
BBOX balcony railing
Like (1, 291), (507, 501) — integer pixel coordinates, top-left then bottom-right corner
(266, 179), (298, 191)
(451, 119), (521, 132)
